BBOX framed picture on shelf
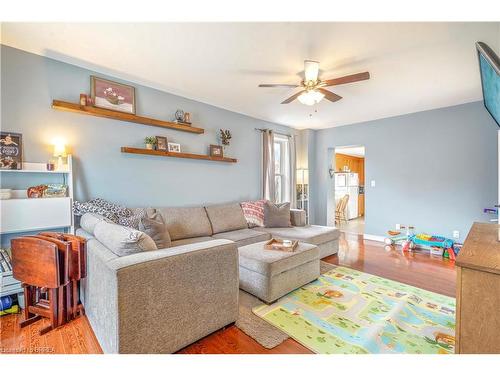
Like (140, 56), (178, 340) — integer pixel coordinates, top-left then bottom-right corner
(156, 136), (168, 151)
(209, 144), (223, 157)
(91, 76), (136, 114)
(168, 143), (181, 153)
(0, 132), (22, 170)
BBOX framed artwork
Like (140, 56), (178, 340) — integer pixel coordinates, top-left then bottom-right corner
(0, 132), (22, 170)
(168, 143), (181, 153)
(156, 136), (168, 151)
(209, 144), (223, 157)
(91, 76), (136, 114)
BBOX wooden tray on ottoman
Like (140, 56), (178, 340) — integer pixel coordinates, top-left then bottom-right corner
(264, 238), (298, 252)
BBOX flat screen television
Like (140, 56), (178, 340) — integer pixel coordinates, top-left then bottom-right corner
(476, 42), (500, 126)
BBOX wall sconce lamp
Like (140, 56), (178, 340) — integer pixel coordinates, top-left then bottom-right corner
(329, 168), (335, 178)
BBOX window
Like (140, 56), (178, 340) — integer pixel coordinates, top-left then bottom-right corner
(274, 134), (290, 203)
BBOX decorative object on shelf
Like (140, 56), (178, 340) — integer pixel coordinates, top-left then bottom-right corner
(85, 95), (93, 106)
(220, 129), (232, 146)
(46, 160), (55, 171)
(144, 136), (157, 150)
(0, 132), (23, 170)
(168, 142), (181, 153)
(52, 100), (204, 134)
(53, 141), (67, 171)
(91, 76), (136, 114)
(174, 109), (185, 123)
(0, 189), (12, 200)
(209, 144), (223, 157)
(27, 184), (48, 198)
(44, 184), (68, 198)
(79, 93), (87, 106)
(155, 136), (168, 151)
(220, 129), (232, 154)
(184, 112), (191, 124)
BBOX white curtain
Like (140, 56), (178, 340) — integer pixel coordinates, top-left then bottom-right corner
(262, 129), (275, 201)
(288, 135), (297, 208)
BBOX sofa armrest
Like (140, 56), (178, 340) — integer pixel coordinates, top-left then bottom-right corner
(290, 209), (306, 227)
(84, 238), (239, 353)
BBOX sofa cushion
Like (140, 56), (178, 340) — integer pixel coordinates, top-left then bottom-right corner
(255, 225), (340, 245)
(205, 203), (248, 234)
(264, 201), (291, 228)
(238, 241), (319, 276)
(240, 200), (266, 227)
(212, 228), (271, 247)
(156, 207), (212, 241)
(93, 221), (157, 257)
(170, 236), (215, 247)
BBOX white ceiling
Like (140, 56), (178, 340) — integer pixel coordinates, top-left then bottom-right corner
(2, 22), (499, 129)
(336, 146), (365, 157)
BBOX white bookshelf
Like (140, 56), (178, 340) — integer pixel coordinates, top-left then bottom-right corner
(0, 155), (74, 234)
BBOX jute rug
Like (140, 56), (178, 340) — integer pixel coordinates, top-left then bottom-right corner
(235, 261), (336, 349)
(253, 266), (456, 354)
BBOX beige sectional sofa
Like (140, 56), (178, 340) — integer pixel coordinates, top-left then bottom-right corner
(78, 202), (339, 353)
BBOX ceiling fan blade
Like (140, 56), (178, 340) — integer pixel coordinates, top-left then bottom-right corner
(258, 84), (300, 88)
(317, 88), (342, 102)
(304, 60), (320, 82)
(281, 90), (306, 104)
(323, 72), (370, 87)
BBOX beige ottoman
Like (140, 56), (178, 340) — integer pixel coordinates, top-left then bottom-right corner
(238, 241), (320, 303)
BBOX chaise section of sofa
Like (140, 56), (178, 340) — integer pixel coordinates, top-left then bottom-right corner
(79, 228), (239, 354)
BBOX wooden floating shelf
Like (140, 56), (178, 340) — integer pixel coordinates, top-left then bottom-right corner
(121, 147), (237, 163)
(52, 100), (204, 134)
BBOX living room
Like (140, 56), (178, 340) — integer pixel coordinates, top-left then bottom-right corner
(1, 2), (500, 373)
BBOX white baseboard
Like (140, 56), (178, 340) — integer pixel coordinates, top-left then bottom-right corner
(363, 233), (386, 242)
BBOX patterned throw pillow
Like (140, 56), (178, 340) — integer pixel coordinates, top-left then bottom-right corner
(240, 200), (266, 227)
(117, 208), (147, 229)
(73, 198), (132, 223)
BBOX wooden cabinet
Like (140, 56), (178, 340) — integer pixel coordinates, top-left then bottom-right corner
(455, 222), (500, 353)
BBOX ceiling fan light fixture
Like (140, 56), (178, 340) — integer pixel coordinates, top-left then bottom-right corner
(304, 60), (320, 83)
(298, 90), (324, 106)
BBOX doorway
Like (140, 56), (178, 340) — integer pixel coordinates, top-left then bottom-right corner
(332, 146), (365, 234)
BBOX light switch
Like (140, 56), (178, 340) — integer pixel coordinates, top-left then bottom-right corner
(370, 180), (376, 187)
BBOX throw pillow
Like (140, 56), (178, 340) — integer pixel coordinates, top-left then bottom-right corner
(240, 200), (266, 227)
(117, 207), (147, 229)
(139, 215), (171, 249)
(93, 221), (157, 257)
(80, 212), (112, 235)
(73, 198), (132, 223)
(264, 201), (292, 228)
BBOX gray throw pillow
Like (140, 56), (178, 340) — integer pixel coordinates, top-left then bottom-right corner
(94, 221), (157, 257)
(264, 201), (292, 228)
(139, 216), (171, 249)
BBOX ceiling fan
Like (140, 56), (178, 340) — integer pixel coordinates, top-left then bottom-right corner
(258, 60), (370, 106)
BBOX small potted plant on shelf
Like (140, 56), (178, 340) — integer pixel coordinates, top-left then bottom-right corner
(144, 136), (157, 150)
(220, 129), (232, 154)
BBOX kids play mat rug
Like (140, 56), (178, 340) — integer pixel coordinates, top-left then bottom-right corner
(253, 266), (455, 354)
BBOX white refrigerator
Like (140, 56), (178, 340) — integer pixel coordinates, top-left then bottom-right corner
(334, 173), (359, 220)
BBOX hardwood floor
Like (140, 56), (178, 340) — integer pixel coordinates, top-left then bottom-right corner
(0, 232), (456, 354)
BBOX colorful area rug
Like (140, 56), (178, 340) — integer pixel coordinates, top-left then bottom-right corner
(253, 266), (456, 354)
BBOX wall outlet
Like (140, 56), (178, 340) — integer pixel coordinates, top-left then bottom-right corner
(370, 180), (376, 187)
(453, 230), (460, 240)
(396, 224), (401, 230)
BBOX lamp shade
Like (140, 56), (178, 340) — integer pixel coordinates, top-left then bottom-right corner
(53, 143), (67, 157)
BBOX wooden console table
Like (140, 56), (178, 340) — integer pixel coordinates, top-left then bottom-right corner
(455, 222), (500, 353)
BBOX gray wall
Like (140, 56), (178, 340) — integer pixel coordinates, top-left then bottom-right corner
(1, 45), (293, 207)
(311, 101), (498, 242)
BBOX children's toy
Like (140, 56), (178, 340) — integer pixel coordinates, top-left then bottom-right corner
(0, 304), (19, 316)
(384, 225), (416, 250)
